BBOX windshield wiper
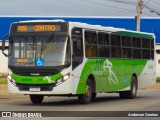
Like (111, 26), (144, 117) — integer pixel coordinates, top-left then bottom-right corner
(48, 34), (55, 43)
(39, 34), (55, 59)
(29, 37), (37, 65)
(40, 40), (44, 59)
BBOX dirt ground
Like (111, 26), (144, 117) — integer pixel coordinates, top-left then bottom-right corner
(141, 82), (160, 90)
(0, 84), (27, 99)
(0, 83), (160, 98)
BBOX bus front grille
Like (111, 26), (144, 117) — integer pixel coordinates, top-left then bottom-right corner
(17, 84), (55, 91)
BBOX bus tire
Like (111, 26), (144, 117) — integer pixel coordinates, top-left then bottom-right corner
(119, 76), (138, 99)
(91, 93), (97, 101)
(127, 76), (138, 99)
(119, 91), (126, 99)
(78, 79), (92, 104)
(30, 95), (44, 104)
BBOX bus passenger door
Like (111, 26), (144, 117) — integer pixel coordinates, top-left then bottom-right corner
(72, 36), (83, 71)
(72, 28), (83, 71)
(71, 28), (84, 94)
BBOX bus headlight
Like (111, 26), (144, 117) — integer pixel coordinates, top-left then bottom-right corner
(56, 74), (70, 86)
(8, 75), (16, 86)
(63, 74), (70, 81)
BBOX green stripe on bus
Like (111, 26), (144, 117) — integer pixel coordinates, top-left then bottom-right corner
(76, 59), (147, 94)
(114, 31), (154, 39)
(12, 73), (62, 84)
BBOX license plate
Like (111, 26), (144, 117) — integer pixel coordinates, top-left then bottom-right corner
(29, 86), (40, 92)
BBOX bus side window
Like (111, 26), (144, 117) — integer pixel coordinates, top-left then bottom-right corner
(151, 39), (154, 59)
(110, 34), (121, 58)
(132, 37), (142, 59)
(73, 37), (83, 57)
(142, 38), (152, 60)
(85, 30), (97, 58)
(98, 32), (110, 58)
(122, 36), (131, 59)
(122, 51), (128, 58)
(85, 45), (97, 57)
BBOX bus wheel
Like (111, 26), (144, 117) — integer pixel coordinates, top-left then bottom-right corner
(119, 76), (138, 99)
(91, 93), (97, 101)
(30, 95), (44, 104)
(78, 79), (92, 104)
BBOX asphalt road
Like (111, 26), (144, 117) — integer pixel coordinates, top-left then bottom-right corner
(0, 88), (160, 120)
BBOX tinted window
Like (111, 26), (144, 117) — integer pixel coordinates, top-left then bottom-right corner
(150, 39), (154, 59)
(133, 49), (141, 59)
(142, 50), (150, 59)
(122, 36), (131, 47)
(133, 37), (141, 48)
(85, 31), (97, 44)
(111, 34), (121, 46)
(111, 47), (121, 58)
(98, 46), (110, 58)
(151, 50), (154, 59)
(122, 48), (131, 58)
(85, 31), (97, 57)
(151, 39), (154, 49)
(72, 28), (83, 70)
(73, 37), (83, 57)
(98, 33), (109, 45)
(142, 38), (150, 48)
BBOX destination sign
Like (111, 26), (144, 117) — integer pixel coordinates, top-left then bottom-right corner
(16, 58), (29, 63)
(17, 25), (61, 32)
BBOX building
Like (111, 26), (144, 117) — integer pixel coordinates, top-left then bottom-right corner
(0, 40), (8, 74)
(0, 16), (160, 74)
(156, 44), (160, 77)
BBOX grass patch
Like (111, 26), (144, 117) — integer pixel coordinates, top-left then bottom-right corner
(156, 77), (160, 83)
(0, 73), (7, 84)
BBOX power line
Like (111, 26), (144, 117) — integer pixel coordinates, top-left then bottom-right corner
(54, 0), (155, 17)
(144, 0), (152, 6)
(141, 0), (160, 16)
(142, 0), (151, 9)
(54, 0), (138, 14)
(82, 0), (153, 16)
(103, 0), (137, 5)
(141, 10), (155, 16)
(143, 4), (160, 16)
(81, 0), (136, 12)
(147, 2), (160, 10)
(53, 0), (109, 14)
(151, 0), (160, 7)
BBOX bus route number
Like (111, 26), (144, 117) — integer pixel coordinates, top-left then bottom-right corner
(17, 25), (57, 32)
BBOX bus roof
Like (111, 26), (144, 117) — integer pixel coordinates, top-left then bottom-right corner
(13, 19), (155, 39)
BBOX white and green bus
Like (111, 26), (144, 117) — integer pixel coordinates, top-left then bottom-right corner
(2, 20), (156, 104)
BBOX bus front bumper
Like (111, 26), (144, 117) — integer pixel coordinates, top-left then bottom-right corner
(8, 78), (75, 95)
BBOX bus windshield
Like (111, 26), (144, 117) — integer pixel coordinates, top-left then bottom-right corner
(9, 36), (71, 67)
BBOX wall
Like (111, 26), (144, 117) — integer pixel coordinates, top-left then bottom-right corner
(0, 40), (8, 73)
(156, 44), (160, 77)
(0, 16), (160, 42)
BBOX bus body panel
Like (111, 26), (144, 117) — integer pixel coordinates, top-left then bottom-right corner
(8, 75), (74, 95)
(75, 59), (156, 94)
(138, 60), (156, 89)
(7, 21), (156, 97)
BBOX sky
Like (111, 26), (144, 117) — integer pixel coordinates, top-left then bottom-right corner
(0, 0), (160, 17)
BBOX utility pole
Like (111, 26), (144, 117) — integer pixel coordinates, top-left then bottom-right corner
(136, 0), (142, 31)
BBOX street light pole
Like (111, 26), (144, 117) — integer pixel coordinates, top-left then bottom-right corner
(136, 0), (142, 31)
